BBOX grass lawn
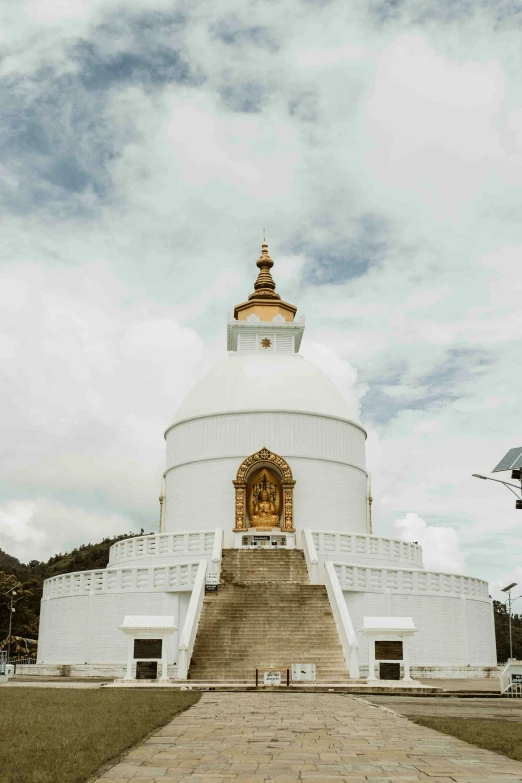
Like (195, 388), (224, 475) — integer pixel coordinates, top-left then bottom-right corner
(414, 717), (522, 762)
(0, 688), (200, 783)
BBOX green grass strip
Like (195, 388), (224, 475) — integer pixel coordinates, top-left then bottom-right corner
(0, 688), (200, 783)
(413, 716), (522, 762)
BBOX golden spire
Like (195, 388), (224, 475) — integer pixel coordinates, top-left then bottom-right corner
(233, 237), (297, 322)
(249, 240), (281, 302)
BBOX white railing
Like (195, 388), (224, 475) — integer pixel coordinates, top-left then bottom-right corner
(42, 561), (201, 598)
(333, 562), (490, 599)
(177, 560), (207, 680)
(501, 661), (522, 696)
(303, 529), (319, 584)
(108, 530), (215, 565)
(324, 561), (359, 679)
(212, 527), (223, 580)
(311, 531), (423, 568)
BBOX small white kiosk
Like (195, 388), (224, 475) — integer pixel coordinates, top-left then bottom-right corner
(0, 651), (8, 684)
(361, 617), (417, 682)
(119, 615), (177, 681)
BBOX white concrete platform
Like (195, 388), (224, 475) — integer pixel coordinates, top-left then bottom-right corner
(103, 678), (440, 693)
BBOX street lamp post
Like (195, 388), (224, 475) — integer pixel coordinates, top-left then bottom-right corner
(2, 584), (21, 663)
(473, 450), (522, 662)
(472, 447), (522, 509)
(471, 474), (522, 506)
(501, 583), (519, 661)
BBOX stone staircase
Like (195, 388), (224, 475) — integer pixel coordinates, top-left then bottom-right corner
(188, 548), (350, 683)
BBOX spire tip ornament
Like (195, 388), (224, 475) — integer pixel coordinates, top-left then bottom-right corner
(233, 237), (297, 322)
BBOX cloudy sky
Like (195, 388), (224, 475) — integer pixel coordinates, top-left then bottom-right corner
(1, 0), (521, 598)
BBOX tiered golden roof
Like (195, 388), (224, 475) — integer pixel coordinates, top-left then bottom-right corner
(234, 240), (297, 322)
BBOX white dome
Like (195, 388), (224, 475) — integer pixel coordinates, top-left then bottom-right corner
(170, 353), (359, 426)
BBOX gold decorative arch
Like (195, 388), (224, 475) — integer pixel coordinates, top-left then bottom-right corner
(233, 447), (295, 533)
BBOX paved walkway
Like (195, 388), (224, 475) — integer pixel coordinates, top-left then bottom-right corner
(96, 692), (522, 782)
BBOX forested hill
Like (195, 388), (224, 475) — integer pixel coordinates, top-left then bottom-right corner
(0, 531), (151, 643)
(0, 549), (30, 578)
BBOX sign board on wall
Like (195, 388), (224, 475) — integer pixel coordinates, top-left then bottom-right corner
(379, 662), (401, 680)
(206, 572), (219, 592)
(512, 673), (522, 683)
(375, 641), (403, 661)
(264, 671), (281, 686)
(136, 661), (158, 679)
(134, 639), (162, 659)
(291, 663), (316, 682)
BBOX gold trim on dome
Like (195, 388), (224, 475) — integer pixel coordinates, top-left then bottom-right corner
(233, 447), (295, 532)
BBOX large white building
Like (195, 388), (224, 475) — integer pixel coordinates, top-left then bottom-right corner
(36, 242), (497, 681)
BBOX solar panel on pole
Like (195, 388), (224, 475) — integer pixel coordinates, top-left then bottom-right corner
(492, 447), (522, 473)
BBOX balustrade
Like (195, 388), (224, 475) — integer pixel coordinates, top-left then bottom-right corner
(108, 531), (215, 566)
(332, 562), (489, 599)
(311, 530), (423, 568)
(42, 561), (201, 598)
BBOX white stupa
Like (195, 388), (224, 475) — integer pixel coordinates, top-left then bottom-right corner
(36, 242), (496, 682)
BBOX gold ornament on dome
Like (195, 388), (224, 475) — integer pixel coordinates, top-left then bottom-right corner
(233, 447), (295, 533)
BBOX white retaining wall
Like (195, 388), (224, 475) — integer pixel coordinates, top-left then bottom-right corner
(344, 590), (496, 668)
(16, 663), (179, 678)
(37, 590), (191, 664)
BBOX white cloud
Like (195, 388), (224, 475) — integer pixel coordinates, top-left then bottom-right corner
(0, 498), (132, 562)
(0, 0), (520, 593)
(392, 512), (466, 574)
(297, 45), (366, 69)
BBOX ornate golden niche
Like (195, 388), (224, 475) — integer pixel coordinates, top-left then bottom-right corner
(233, 447), (295, 533)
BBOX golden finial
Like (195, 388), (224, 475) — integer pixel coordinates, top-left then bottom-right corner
(233, 236), (297, 321)
(250, 238), (279, 299)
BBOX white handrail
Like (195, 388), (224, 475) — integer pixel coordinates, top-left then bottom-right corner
(500, 660), (522, 695)
(324, 560), (359, 679)
(303, 529), (319, 584)
(177, 560), (207, 680)
(212, 528), (223, 568)
(501, 661), (510, 693)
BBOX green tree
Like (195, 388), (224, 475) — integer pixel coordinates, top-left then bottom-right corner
(493, 599), (522, 662)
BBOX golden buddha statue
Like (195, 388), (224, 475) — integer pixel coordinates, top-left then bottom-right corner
(251, 488), (280, 530)
(247, 467), (281, 530)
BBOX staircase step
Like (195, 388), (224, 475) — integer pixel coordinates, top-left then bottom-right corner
(188, 548), (350, 684)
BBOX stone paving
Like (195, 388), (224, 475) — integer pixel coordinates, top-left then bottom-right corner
(95, 692), (522, 782)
